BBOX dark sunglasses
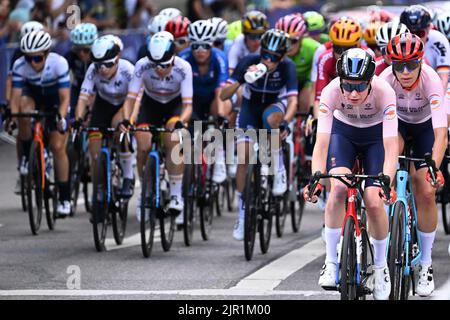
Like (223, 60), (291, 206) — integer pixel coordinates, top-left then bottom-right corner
(213, 39), (225, 46)
(290, 38), (300, 45)
(191, 43), (212, 51)
(175, 38), (188, 45)
(261, 50), (282, 63)
(25, 54), (45, 63)
(333, 45), (353, 55)
(392, 60), (421, 73)
(412, 29), (427, 38)
(341, 82), (370, 92)
(150, 61), (173, 69)
(94, 60), (116, 70)
(245, 33), (262, 41)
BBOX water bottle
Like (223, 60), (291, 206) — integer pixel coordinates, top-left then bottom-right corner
(244, 63), (267, 84)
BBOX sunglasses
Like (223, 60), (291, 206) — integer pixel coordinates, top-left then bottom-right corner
(392, 60), (421, 73)
(333, 45), (353, 55)
(213, 39), (225, 46)
(412, 29), (427, 38)
(290, 38), (300, 45)
(341, 82), (370, 92)
(150, 61), (173, 69)
(25, 54), (45, 64)
(191, 43), (212, 51)
(261, 50), (282, 63)
(175, 38), (189, 46)
(94, 59), (117, 70)
(245, 33), (262, 41)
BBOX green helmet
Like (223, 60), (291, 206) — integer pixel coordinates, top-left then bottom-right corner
(303, 11), (326, 34)
(227, 20), (242, 40)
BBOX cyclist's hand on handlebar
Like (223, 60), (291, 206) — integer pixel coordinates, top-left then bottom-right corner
(72, 119), (83, 131)
(303, 183), (323, 203)
(378, 187), (396, 205)
(279, 120), (290, 139)
(174, 120), (185, 130)
(426, 170), (445, 189)
(119, 119), (131, 133)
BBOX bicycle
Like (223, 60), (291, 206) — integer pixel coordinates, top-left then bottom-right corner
(308, 169), (391, 300)
(437, 146), (450, 234)
(10, 111), (62, 235)
(84, 126), (130, 252)
(136, 126), (182, 258)
(243, 130), (280, 261)
(387, 150), (440, 300)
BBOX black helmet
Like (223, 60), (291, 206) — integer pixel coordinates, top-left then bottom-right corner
(260, 29), (289, 55)
(400, 5), (431, 32)
(337, 48), (375, 81)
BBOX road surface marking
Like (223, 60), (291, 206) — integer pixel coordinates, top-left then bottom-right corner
(230, 237), (324, 291)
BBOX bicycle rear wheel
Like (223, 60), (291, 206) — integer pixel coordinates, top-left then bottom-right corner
(183, 162), (196, 246)
(140, 156), (157, 258)
(67, 141), (81, 216)
(244, 164), (257, 261)
(27, 141), (43, 235)
(340, 217), (358, 300)
(112, 200), (128, 245)
(387, 202), (407, 300)
(275, 145), (290, 238)
(259, 195), (273, 254)
(44, 181), (57, 230)
(200, 171), (214, 241)
(20, 174), (28, 212)
(92, 153), (108, 252)
(441, 196), (450, 235)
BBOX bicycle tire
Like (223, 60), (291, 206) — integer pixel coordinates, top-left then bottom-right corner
(291, 196), (305, 233)
(183, 162), (195, 246)
(160, 211), (175, 252)
(44, 181), (56, 231)
(259, 194), (273, 254)
(140, 156), (157, 258)
(112, 200), (128, 245)
(27, 141), (43, 235)
(387, 202), (407, 300)
(442, 198), (450, 235)
(67, 143), (81, 217)
(275, 144), (290, 238)
(20, 174), (28, 212)
(244, 163), (257, 261)
(92, 153), (108, 252)
(340, 217), (358, 300)
(360, 209), (374, 300)
(200, 168), (214, 241)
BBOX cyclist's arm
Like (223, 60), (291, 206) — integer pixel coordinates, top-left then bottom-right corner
(56, 58), (71, 118)
(383, 136), (398, 185)
(5, 75), (12, 103)
(10, 88), (22, 115)
(75, 65), (95, 120)
(436, 67), (449, 91)
(312, 91), (334, 174)
(58, 88), (70, 118)
(311, 132), (330, 174)
(433, 127), (448, 168)
(124, 61), (145, 121)
(220, 81), (240, 101)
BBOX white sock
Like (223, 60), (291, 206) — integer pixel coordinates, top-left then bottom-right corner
(237, 192), (244, 221)
(169, 174), (183, 198)
(372, 237), (388, 267)
(215, 145), (225, 164)
(325, 227), (341, 265)
(119, 152), (134, 179)
(273, 148), (284, 172)
(418, 229), (436, 266)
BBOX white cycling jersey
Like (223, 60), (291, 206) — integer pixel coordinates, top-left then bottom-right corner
(80, 59), (134, 106)
(228, 34), (261, 71)
(128, 56), (193, 105)
(425, 29), (450, 72)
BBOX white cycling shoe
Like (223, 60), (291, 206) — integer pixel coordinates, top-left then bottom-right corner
(318, 262), (337, 289)
(414, 264), (434, 297)
(213, 162), (227, 184)
(233, 219), (244, 241)
(272, 167), (287, 196)
(168, 195), (184, 212)
(57, 201), (71, 217)
(367, 264), (391, 300)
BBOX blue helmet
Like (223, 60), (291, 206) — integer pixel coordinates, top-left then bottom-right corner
(70, 23), (98, 46)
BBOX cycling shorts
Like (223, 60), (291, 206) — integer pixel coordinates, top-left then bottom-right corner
(398, 119), (434, 170)
(136, 93), (182, 128)
(89, 95), (122, 130)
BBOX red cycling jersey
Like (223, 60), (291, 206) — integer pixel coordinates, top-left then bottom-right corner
(375, 56), (389, 76)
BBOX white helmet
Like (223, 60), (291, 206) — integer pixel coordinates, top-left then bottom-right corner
(147, 31), (175, 63)
(188, 20), (215, 43)
(209, 17), (228, 41)
(435, 12), (450, 40)
(375, 19), (410, 48)
(91, 35), (122, 62)
(20, 21), (44, 39)
(21, 30), (52, 54)
(147, 15), (170, 35)
(159, 7), (181, 19)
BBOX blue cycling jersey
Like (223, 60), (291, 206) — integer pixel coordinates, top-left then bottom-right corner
(179, 47), (229, 100)
(228, 54), (298, 106)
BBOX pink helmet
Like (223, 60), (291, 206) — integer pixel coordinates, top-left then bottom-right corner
(275, 14), (307, 39)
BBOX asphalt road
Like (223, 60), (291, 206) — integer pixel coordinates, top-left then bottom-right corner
(0, 137), (449, 301)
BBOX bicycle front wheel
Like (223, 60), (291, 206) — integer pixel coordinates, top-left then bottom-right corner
(140, 156), (157, 258)
(182, 162), (196, 246)
(20, 174), (28, 212)
(244, 164), (257, 261)
(67, 140), (81, 216)
(92, 153), (108, 252)
(27, 141), (43, 235)
(340, 217), (358, 300)
(112, 200), (128, 245)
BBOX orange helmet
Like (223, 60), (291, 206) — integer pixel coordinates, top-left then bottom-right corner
(329, 18), (362, 46)
(363, 21), (384, 46)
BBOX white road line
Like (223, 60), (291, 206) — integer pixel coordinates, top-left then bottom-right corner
(0, 289), (338, 297)
(230, 237), (324, 291)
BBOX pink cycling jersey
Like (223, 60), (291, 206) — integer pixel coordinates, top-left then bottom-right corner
(379, 63), (447, 128)
(317, 76), (398, 138)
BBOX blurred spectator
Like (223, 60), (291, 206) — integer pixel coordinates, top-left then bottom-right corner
(126, 0), (156, 29)
(0, 0), (13, 43)
(187, 0), (213, 21)
(79, 0), (118, 29)
(186, 0), (245, 22)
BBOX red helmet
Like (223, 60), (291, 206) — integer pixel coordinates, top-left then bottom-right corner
(387, 33), (424, 61)
(275, 14), (307, 39)
(165, 16), (191, 39)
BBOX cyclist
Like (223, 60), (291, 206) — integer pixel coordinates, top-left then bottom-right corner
(73, 35), (135, 199)
(4, 21), (44, 195)
(363, 21), (384, 57)
(136, 15), (170, 61)
(228, 10), (269, 74)
(227, 20), (242, 41)
(159, 7), (182, 19)
(220, 29), (298, 241)
(400, 5), (450, 91)
(121, 31), (193, 215)
(303, 11), (329, 44)
(66, 23), (98, 120)
(374, 21), (410, 76)
(165, 15), (191, 55)
(381, 33), (448, 297)
(434, 11), (450, 121)
(275, 14), (320, 113)
(304, 48), (398, 300)
(179, 19), (229, 184)
(9, 30), (72, 216)
(210, 17), (231, 55)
